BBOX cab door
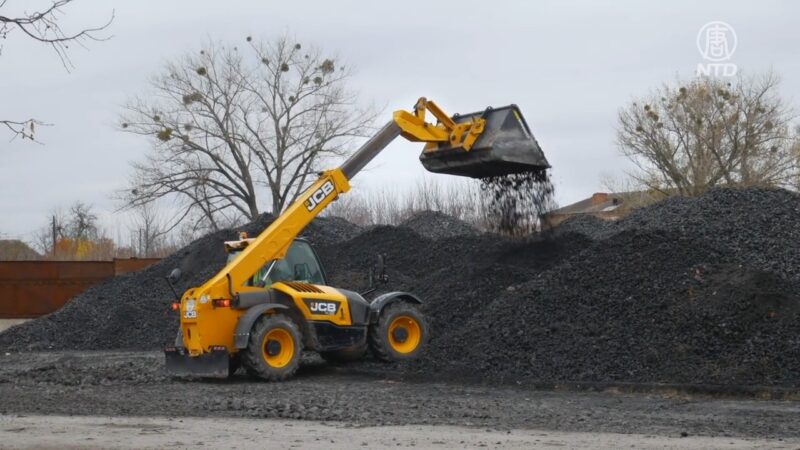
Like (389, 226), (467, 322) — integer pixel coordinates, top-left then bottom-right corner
(265, 240), (327, 286)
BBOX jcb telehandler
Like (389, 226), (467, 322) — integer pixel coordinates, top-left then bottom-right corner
(165, 97), (549, 380)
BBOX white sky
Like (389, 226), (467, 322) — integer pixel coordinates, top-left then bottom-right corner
(1, 0), (798, 242)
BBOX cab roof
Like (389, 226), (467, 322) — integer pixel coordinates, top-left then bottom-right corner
(224, 236), (311, 253)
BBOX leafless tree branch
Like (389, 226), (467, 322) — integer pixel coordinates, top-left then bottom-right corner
(1, 0), (113, 143)
(0, 118), (49, 143)
(0, 0), (114, 70)
(616, 72), (800, 196)
(118, 36), (377, 231)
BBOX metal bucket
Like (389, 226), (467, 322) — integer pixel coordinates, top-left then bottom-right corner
(419, 105), (550, 179)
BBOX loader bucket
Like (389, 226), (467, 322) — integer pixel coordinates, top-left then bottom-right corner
(419, 105), (550, 179)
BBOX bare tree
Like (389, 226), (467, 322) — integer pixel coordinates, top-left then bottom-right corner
(31, 201), (107, 259)
(127, 203), (173, 257)
(32, 207), (66, 255)
(1, 0), (113, 141)
(119, 37), (375, 230)
(617, 72), (800, 196)
(120, 44), (256, 231)
(242, 37), (374, 213)
(66, 201), (98, 240)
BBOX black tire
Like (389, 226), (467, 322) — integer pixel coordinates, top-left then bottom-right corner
(320, 345), (368, 364)
(368, 302), (428, 362)
(242, 314), (303, 381)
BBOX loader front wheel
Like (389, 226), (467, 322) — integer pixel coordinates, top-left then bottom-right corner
(242, 314), (302, 381)
(369, 302), (428, 362)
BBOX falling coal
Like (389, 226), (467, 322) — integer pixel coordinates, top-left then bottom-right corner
(480, 169), (556, 235)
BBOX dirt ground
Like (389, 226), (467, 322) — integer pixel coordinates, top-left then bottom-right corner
(1, 351), (799, 448)
(2, 414), (799, 449)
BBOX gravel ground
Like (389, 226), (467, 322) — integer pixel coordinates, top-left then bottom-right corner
(0, 351), (799, 440)
(3, 415), (798, 449)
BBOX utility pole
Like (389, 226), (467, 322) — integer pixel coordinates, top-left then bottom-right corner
(51, 215), (57, 257)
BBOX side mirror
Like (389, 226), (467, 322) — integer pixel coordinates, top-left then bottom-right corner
(165, 268), (182, 301)
(167, 268), (182, 283)
(361, 253), (388, 297)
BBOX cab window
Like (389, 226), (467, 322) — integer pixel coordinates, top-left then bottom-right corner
(266, 240), (325, 285)
(241, 240), (325, 287)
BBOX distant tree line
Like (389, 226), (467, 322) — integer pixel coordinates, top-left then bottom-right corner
(23, 202), (178, 261)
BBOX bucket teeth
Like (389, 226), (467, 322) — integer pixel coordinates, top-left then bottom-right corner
(419, 105), (549, 179)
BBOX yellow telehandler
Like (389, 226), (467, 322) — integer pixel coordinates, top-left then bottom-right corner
(164, 97), (549, 380)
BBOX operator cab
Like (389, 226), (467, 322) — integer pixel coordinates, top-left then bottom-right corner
(225, 237), (327, 287)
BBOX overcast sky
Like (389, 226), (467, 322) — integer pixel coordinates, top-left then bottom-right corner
(1, 0), (798, 243)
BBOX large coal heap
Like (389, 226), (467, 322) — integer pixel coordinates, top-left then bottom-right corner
(399, 210), (479, 239)
(2, 187), (799, 387)
(408, 188), (800, 386)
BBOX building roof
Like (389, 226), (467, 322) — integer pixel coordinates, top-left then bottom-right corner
(0, 240), (41, 261)
(548, 193), (626, 216)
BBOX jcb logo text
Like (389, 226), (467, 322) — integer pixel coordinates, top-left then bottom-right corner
(309, 301), (338, 314)
(304, 181), (335, 212)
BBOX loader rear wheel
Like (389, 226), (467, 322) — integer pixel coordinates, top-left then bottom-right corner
(369, 302), (428, 362)
(242, 314), (302, 381)
(320, 345), (367, 364)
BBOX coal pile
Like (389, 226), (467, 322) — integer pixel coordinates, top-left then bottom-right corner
(0, 215), (361, 351)
(2, 187), (799, 388)
(316, 226), (591, 341)
(409, 187), (800, 386)
(399, 211), (479, 239)
(553, 214), (615, 240)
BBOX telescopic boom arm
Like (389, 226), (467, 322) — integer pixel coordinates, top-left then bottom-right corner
(192, 98), (482, 301)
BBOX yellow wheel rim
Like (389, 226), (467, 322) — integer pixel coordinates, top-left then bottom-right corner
(388, 315), (422, 354)
(261, 328), (295, 368)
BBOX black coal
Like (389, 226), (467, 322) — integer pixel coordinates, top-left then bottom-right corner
(405, 188), (800, 386)
(480, 170), (556, 235)
(2, 187), (799, 387)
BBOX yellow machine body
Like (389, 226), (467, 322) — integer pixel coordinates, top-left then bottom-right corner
(178, 280), (353, 355)
(177, 169), (351, 356)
